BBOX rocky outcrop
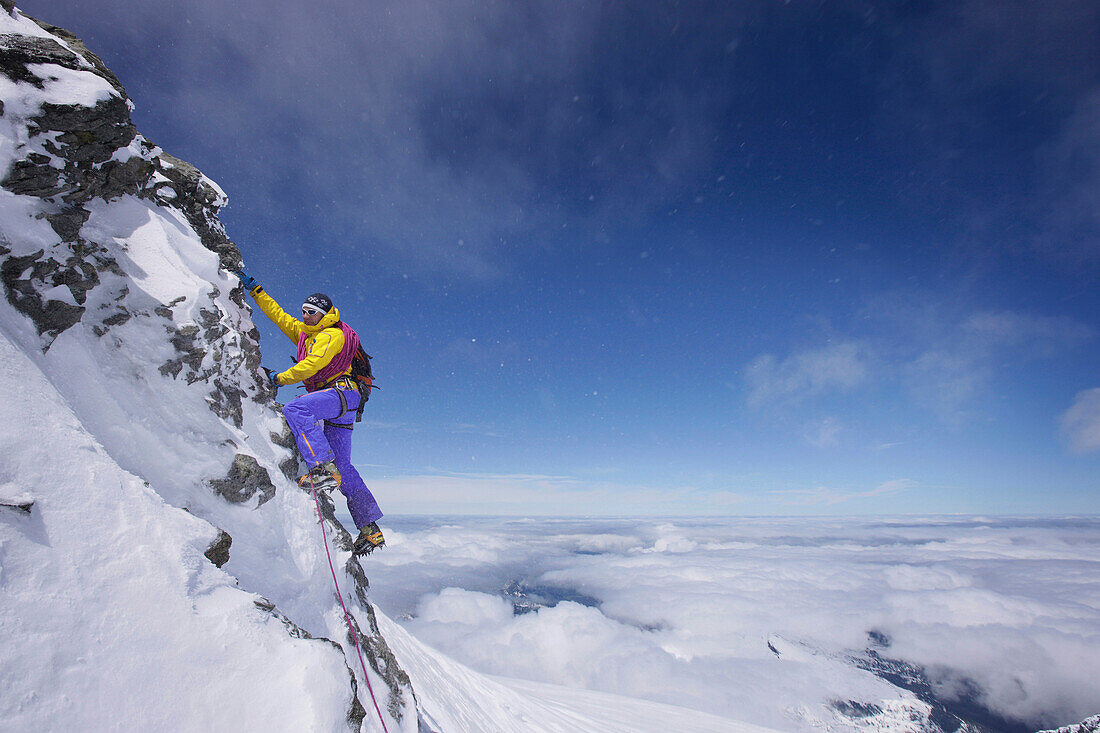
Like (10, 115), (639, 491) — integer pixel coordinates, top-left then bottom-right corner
(270, 417), (303, 480)
(0, 4), (279, 506)
(0, 9), (271, 484)
(203, 528), (233, 568)
(0, 16), (247, 354)
(0, 497), (34, 515)
(252, 595), (369, 730)
(151, 152), (241, 269)
(850, 634), (1032, 733)
(207, 453), (276, 506)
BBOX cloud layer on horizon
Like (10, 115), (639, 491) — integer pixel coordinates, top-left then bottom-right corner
(367, 515), (1100, 730)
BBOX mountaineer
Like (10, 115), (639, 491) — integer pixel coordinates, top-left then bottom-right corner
(235, 267), (385, 555)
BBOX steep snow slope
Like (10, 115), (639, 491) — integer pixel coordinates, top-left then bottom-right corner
(0, 324), (358, 730)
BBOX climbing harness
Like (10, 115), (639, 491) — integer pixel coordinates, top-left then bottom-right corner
(307, 475), (390, 733)
(322, 378), (359, 430)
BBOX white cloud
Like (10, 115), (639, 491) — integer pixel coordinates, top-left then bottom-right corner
(901, 311), (1061, 424)
(368, 516), (1100, 730)
(901, 348), (985, 425)
(888, 305), (1093, 425)
(745, 341), (868, 408)
(804, 417), (843, 448)
(1060, 387), (1100, 453)
(883, 564), (972, 592)
(962, 310), (1094, 353)
(741, 306), (1094, 442)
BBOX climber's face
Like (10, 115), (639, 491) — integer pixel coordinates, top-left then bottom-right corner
(301, 305), (324, 326)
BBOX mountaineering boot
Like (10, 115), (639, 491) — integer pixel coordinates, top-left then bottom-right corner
(298, 460), (341, 492)
(353, 522), (385, 555)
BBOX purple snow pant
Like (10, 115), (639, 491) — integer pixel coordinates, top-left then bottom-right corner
(282, 384), (382, 530)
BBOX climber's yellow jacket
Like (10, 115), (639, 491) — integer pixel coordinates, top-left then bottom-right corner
(249, 286), (350, 387)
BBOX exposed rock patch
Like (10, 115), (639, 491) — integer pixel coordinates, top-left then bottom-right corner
(309, 486), (413, 724)
(207, 453), (276, 506)
(203, 529), (232, 568)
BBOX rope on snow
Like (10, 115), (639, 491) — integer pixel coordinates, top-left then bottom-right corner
(309, 479), (390, 733)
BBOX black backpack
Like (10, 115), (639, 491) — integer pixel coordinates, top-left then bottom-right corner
(349, 345), (375, 422)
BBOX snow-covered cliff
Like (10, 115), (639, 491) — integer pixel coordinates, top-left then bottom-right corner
(0, 5), (417, 729)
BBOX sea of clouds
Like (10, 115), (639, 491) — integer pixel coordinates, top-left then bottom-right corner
(359, 515), (1100, 730)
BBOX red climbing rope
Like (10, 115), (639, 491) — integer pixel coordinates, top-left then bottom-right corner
(309, 481), (390, 733)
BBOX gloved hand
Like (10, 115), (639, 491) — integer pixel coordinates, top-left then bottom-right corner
(233, 267), (259, 293)
(261, 366), (280, 388)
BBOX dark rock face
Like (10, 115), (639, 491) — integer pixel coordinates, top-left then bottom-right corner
(207, 454), (276, 506)
(0, 30), (107, 89)
(151, 152), (240, 269)
(502, 579), (601, 615)
(831, 700), (883, 720)
(0, 12), (269, 442)
(156, 304), (257, 428)
(204, 529), (233, 568)
(0, 21), (246, 353)
(23, 16), (128, 96)
(270, 417), (302, 480)
(1, 246), (89, 338)
(2, 93), (145, 204)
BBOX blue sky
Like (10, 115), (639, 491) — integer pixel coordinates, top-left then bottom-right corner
(29, 0), (1100, 515)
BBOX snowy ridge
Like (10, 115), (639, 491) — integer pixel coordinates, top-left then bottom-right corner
(1036, 716), (1100, 733)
